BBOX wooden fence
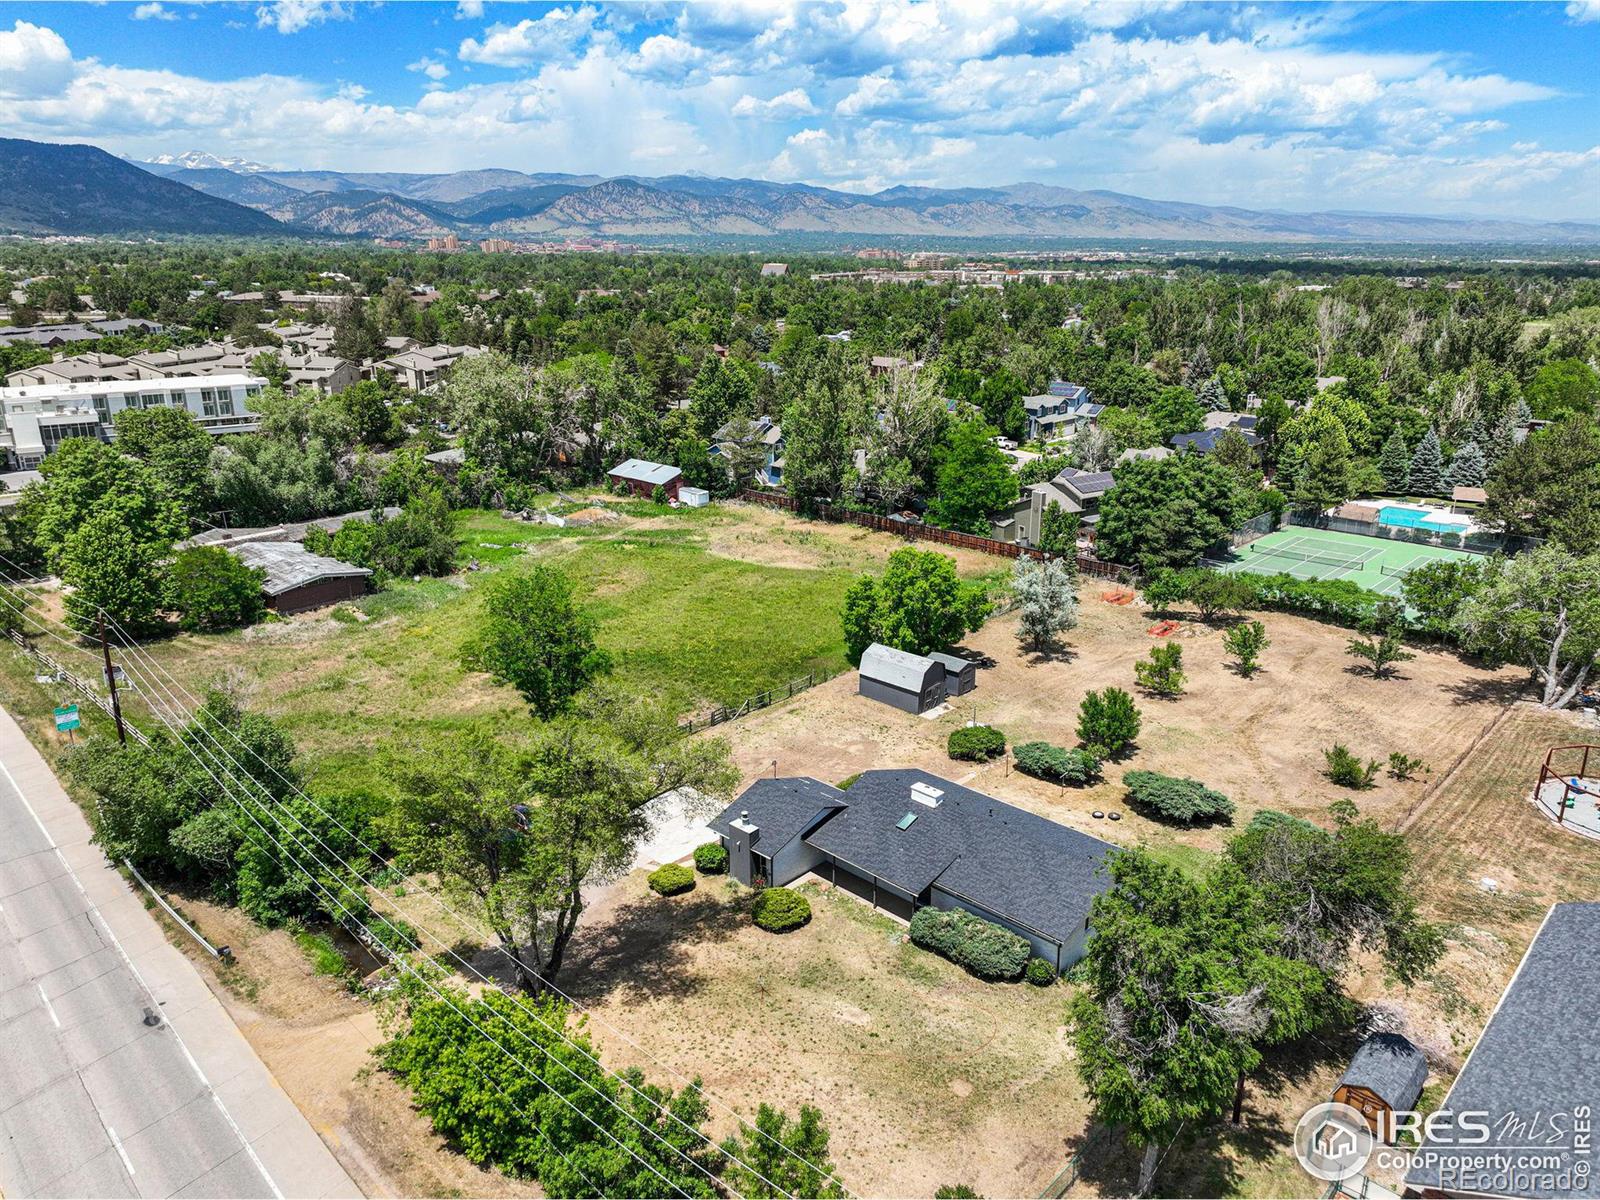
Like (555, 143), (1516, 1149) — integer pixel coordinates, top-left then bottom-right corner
(679, 668), (841, 734)
(736, 490), (1137, 583)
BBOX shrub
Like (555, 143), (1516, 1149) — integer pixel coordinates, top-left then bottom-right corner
(692, 842), (729, 875)
(651, 484), (668, 505)
(648, 863), (695, 896)
(168, 545), (267, 633)
(1188, 571), (1255, 622)
(909, 907), (1031, 981)
(948, 725), (1006, 762)
(1014, 741), (1101, 785)
(1123, 770), (1235, 824)
(1222, 619), (1271, 677)
(752, 887), (811, 932)
(1076, 687), (1141, 758)
(935, 1187), (982, 1199)
(1024, 957), (1057, 987)
(1134, 641), (1186, 697)
(1387, 752), (1428, 781)
(1141, 568), (1191, 614)
(1324, 744), (1379, 789)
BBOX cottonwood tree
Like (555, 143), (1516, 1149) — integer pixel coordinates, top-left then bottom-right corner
(1013, 556), (1078, 653)
(781, 359), (869, 508)
(1456, 543), (1600, 709)
(861, 370), (949, 511)
(927, 417), (1018, 534)
(841, 547), (990, 662)
(465, 566), (612, 717)
(385, 694), (738, 993)
(1072, 852), (1322, 1195)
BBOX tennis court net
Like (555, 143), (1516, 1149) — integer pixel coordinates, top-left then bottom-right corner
(1379, 563), (1420, 578)
(1247, 543), (1372, 572)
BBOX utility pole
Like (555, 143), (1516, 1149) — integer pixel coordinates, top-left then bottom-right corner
(96, 610), (127, 746)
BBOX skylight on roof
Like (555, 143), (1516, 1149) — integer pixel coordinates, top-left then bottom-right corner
(897, 812), (918, 830)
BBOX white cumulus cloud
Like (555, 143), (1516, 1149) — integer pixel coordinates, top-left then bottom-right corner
(132, 3), (179, 21)
(732, 87), (817, 118)
(255, 1), (352, 35)
(458, 5), (601, 67)
(0, 20), (75, 100)
(408, 55), (451, 82)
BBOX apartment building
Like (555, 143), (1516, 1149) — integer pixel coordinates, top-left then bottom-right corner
(7, 343), (357, 396)
(370, 344), (484, 391)
(0, 374), (264, 467)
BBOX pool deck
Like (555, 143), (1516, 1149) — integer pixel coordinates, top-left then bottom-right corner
(1534, 775), (1600, 842)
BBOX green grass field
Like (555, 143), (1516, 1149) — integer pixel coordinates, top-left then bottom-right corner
(1214, 526), (1479, 597)
(106, 502), (1002, 797)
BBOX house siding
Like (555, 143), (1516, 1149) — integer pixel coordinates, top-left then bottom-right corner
(772, 831), (829, 886)
(269, 574), (369, 615)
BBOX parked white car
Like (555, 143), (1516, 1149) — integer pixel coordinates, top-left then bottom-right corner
(993, 436), (1018, 450)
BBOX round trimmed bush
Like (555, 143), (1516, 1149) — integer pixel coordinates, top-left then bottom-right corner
(1024, 957), (1057, 987)
(692, 842), (729, 875)
(647, 863), (696, 896)
(947, 725), (1007, 762)
(752, 887), (811, 932)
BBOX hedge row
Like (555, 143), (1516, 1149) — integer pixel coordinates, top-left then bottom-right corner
(1123, 770), (1235, 825)
(909, 907), (1032, 981)
(1014, 741), (1101, 785)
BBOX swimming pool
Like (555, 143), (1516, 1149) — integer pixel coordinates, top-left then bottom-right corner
(1378, 505), (1470, 533)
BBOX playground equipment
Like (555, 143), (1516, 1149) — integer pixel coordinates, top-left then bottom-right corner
(1533, 745), (1600, 840)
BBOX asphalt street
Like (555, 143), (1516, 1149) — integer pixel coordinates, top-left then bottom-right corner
(0, 760), (278, 1200)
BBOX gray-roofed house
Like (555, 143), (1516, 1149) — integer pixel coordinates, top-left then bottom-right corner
(708, 769), (1117, 969)
(1332, 1033), (1428, 1142)
(607, 458), (681, 500)
(992, 466), (1114, 547)
(228, 541), (372, 614)
(1404, 901), (1600, 1199)
(1169, 426), (1264, 454)
(858, 642), (948, 714)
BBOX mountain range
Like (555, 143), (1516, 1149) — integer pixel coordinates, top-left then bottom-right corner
(3, 138), (1596, 245)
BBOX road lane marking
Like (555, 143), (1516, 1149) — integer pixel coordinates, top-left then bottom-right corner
(106, 1124), (136, 1176)
(36, 982), (59, 1027)
(0, 755), (283, 1200)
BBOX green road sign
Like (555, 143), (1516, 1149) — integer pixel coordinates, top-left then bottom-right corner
(54, 704), (81, 732)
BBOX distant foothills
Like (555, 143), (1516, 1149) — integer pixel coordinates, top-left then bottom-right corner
(2, 137), (1597, 246)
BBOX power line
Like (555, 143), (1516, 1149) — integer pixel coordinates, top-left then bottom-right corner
(100, 643), (720, 1200)
(0, 583), (711, 1200)
(86, 601), (847, 1197)
(0, 563), (842, 1198)
(100, 649), (678, 1200)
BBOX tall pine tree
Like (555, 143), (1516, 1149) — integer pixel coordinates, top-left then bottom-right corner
(1196, 377), (1229, 412)
(1408, 427), (1446, 496)
(1378, 427), (1411, 492)
(1447, 440), (1487, 489)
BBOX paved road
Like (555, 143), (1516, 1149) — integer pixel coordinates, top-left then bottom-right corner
(0, 758), (278, 1198)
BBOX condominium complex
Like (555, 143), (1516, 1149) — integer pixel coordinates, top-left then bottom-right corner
(0, 374), (265, 467)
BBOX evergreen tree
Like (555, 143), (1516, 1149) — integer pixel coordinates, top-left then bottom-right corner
(1195, 377), (1229, 412)
(1447, 440), (1486, 489)
(1293, 426), (1355, 512)
(1483, 408), (1518, 467)
(1378, 427), (1410, 492)
(1036, 502), (1080, 556)
(1408, 428), (1447, 496)
(1273, 440), (1304, 495)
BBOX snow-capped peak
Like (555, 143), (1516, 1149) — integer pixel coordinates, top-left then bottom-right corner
(145, 150), (273, 173)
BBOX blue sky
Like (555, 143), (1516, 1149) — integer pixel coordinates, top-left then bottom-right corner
(1, 1), (1597, 218)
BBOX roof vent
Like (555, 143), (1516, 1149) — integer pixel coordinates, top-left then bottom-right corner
(910, 781), (944, 808)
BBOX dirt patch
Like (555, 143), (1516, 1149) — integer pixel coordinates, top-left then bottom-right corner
(705, 503), (1004, 577)
(710, 592), (1529, 858)
(564, 874), (1084, 1199)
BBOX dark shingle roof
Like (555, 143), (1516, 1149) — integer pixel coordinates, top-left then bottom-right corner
(805, 770), (1117, 945)
(707, 777), (846, 851)
(1405, 902), (1600, 1199)
(1337, 1033), (1427, 1111)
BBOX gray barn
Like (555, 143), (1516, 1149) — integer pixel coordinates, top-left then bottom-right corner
(858, 643), (946, 714)
(928, 651), (976, 697)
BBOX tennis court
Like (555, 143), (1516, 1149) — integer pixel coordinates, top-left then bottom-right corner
(1208, 526), (1478, 597)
